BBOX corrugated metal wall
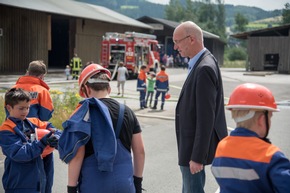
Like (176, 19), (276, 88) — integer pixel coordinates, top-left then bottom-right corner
(0, 5), (48, 74)
(248, 36), (290, 73)
(204, 39), (224, 66)
(0, 5), (150, 74)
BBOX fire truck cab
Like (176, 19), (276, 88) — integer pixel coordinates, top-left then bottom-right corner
(101, 31), (160, 79)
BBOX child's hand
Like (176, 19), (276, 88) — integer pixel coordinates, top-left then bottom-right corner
(46, 135), (59, 148)
(40, 131), (53, 146)
(40, 131), (59, 148)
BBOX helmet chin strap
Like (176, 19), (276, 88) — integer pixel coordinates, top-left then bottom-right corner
(262, 110), (271, 144)
(82, 85), (89, 98)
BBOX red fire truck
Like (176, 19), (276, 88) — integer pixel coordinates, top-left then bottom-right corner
(100, 31), (160, 79)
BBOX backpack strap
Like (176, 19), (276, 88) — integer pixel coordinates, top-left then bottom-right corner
(115, 103), (125, 139)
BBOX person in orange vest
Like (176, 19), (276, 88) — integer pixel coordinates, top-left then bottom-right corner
(9, 60), (54, 121)
(8, 60), (55, 193)
(152, 65), (169, 110)
(136, 65), (147, 109)
(70, 53), (82, 80)
(0, 88), (61, 193)
(212, 83), (290, 192)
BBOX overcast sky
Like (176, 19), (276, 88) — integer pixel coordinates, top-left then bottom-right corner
(147, 0), (289, 11)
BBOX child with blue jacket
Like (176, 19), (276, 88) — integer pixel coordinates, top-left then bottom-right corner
(152, 65), (169, 110)
(136, 65), (147, 109)
(58, 64), (145, 193)
(211, 83), (290, 192)
(0, 88), (62, 193)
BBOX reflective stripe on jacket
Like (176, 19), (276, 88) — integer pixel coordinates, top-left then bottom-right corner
(155, 71), (169, 92)
(0, 117), (58, 193)
(211, 127), (290, 193)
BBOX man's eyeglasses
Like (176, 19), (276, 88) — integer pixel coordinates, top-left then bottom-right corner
(173, 35), (190, 45)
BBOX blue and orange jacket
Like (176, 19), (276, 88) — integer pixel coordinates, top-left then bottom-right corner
(10, 75), (54, 121)
(136, 70), (147, 91)
(0, 117), (61, 193)
(211, 127), (290, 193)
(155, 70), (169, 92)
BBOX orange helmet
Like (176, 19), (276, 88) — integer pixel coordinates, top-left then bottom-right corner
(36, 129), (55, 158)
(165, 93), (171, 100)
(78, 63), (111, 97)
(226, 83), (279, 112)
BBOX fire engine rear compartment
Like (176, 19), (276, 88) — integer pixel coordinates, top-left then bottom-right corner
(101, 32), (160, 79)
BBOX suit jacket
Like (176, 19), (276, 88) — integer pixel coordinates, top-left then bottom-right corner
(175, 49), (228, 166)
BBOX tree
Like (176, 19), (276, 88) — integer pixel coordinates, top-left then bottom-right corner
(165, 0), (184, 22)
(165, 0), (226, 40)
(215, 0), (226, 40)
(234, 12), (248, 32)
(183, 0), (197, 22)
(282, 3), (290, 24)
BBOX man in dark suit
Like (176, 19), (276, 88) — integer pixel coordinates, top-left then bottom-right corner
(173, 21), (228, 193)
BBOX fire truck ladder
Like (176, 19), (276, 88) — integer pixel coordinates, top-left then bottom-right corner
(125, 31), (156, 40)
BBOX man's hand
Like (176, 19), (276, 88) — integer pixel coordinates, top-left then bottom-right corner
(189, 160), (204, 174)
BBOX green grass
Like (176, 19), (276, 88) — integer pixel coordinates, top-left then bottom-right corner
(0, 95), (5, 124)
(49, 89), (81, 130)
(222, 60), (246, 68)
(246, 16), (282, 30)
(0, 89), (81, 130)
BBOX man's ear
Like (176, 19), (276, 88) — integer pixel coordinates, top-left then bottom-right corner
(189, 36), (196, 45)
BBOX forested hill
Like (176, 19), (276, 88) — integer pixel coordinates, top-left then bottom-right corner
(75, 0), (282, 27)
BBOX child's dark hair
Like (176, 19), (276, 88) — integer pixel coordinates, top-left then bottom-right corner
(5, 88), (31, 107)
(141, 65), (147, 70)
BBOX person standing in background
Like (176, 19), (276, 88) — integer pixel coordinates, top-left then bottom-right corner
(65, 65), (71, 80)
(136, 65), (147, 109)
(152, 65), (169, 111)
(145, 72), (156, 108)
(162, 54), (167, 66)
(173, 21), (228, 193)
(183, 57), (189, 70)
(117, 62), (129, 97)
(70, 53), (82, 80)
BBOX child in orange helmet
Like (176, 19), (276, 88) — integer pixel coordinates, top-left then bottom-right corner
(211, 83), (290, 192)
(59, 63), (145, 193)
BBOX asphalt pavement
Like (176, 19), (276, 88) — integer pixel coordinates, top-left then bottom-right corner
(0, 67), (290, 192)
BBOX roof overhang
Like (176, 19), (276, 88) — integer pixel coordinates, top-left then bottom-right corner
(0, 0), (152, 29)
(231, 23), (290, 40)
